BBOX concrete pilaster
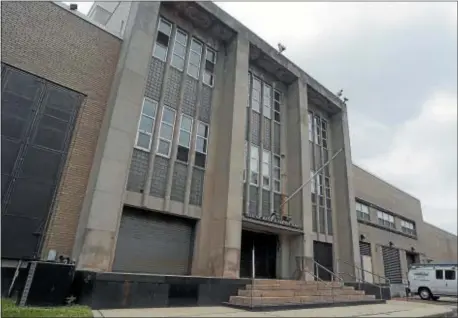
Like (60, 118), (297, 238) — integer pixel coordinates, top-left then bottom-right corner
(73, 2), (160, 271)
(330, 104), (361, 281)
(191, 35), (249, 278)
(286, 79), (313, 281)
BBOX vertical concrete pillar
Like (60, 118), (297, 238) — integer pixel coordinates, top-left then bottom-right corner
(73, 2), (160, 271)
(399, 249), (409, 284)
(278, 234), (290, 279)
(191, 35), (249, 278)
(372, 243), (385, 283)
(330, 104), (361, 281)
(286, 78), (313, 281)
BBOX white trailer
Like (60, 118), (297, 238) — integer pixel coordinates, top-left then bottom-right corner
(407, 263), (457, 300)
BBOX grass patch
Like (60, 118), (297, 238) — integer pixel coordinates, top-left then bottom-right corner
(2, 298), (92, 317)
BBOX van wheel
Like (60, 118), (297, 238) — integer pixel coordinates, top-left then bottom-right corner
(419, 288), (432, 300)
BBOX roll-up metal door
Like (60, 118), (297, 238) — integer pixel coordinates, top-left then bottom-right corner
(382, 246), (402, 283)
(359, 242), (371, 256)
(112, 207), (195, 275)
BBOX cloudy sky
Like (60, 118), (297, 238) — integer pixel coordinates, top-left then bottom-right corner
(70, 2), (457, 235)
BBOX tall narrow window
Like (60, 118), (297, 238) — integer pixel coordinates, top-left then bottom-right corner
(171, 29), (188, 71)
(310, 170), (316, 194)
(321, 119), (328, 149)
(187, 38), (203, 79)
(263, 84), (272, 119)
(135, 98), (158, 151)
(251, 77), (261, 113)
(195, 121), (208, 168)
(203, 47), (216, 87)
(243, 141), (248, 182)
(250, 145), (259, 186)
(153, 18), (172, 61)
(314, 115), (320, 145)
(274, 90), (281, 122)
(262, 150), (271, 189)
(157, 107), (176, 157)
(308, 112), (313, 142)
(273, 155), (281, 193)
(177, 114), (193, 163)
(247, 72), (252, 108)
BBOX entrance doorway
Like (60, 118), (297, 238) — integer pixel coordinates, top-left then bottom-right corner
(406, 251), (419, 268)
(313, 241), (334, 281)
(240, 230), (277, 279)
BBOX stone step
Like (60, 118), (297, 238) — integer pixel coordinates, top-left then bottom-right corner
(251, 279), (342, 287)
(229, 294), (376, 307)
(245, 283), (352, 290)
(238, 288), (365, 297)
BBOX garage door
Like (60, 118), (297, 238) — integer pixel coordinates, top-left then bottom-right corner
(382, 246), (402, 284)
(112, 208), (196, 275)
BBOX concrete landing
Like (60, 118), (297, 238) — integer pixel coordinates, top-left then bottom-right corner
(92, 300), (457, 317)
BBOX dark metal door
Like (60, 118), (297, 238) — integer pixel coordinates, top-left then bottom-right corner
(382, 246), (402, 283)
(112, 208), (195, 275)
(313, 241), (333, 281)
(240, 230), (277, 279)
(1, 64), (82, 259)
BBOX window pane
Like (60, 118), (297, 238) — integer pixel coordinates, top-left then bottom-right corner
(188, 64), (199, 78)
(263, 105), (271, 118)
(174, 42), (186, 57)
(273, 156), (280, 167)
(250, 172), (258, 184)
(203, 71), (213, 86)
(137, 132), (150, 149)
(274, 168), (280, 179)
(159, 20), (172, 35)
(139, 115), (154, 133)
(191, 40), (202, 53)
(142, 99), (157, 117)
(196, 136), (207, 153)
(162, 108), (175, 124)
(176, 30), (187, 44)
(250, 158), (258, 172)
(445, 270), (456, 280)
(153, 44), (167, 61)
(160, 124), (173, 140)
(179, 131), (191, 147)
(181, 116), (193, 131)
(190, 51), (201, 65)
(206, 49), (215, 63)
(157, 139), (170, 155)
(274, 181), (280, 192)
(171, 56), (185, 70)
(197, 123), (208, 137)
(253, 78), (261, 90)
(436, 270), (443, 279)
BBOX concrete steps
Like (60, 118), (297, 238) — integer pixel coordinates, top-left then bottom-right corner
(227, 279), (384, 310)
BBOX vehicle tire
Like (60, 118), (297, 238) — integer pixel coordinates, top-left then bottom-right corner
(419, 287), (432, 300)
(432, 296), (440, 301)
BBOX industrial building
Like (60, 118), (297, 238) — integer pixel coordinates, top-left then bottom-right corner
(1, 1), (456, 302)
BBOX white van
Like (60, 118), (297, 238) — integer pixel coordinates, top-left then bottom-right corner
(408, 263), (457, 300)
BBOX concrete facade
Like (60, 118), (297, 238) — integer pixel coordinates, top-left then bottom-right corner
(1, 1), (456, 287)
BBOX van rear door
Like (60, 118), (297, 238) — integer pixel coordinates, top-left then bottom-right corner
(432, 269), (446, 295)
(444, 269), (457, 296)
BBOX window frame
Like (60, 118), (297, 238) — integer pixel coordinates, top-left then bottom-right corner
(187, 37), (203, 80)
(273, 154), (281, 193)
(176, 113), (193, 163)
(156, 106), (176, 158)
(445, 270), (456, 281)
(152, 18), (172, 62)
(134, 97), (158, 152)
(170, 28), (188, 71)
(262, 83), (272, 119)
(194, 121), (209, 168)
(262, 150), (271, 190)
(250, 144), (260, 186)
(203, 47), (217, 87)
(251, 76), (262, 113)
(308, 112), (314, 142)
(273, 90), (281, 123)
(356, 202), (370, 221)
(377, 210), (395, 229)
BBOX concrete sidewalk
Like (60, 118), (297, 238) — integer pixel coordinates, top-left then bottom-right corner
(92, 300), (457, 317)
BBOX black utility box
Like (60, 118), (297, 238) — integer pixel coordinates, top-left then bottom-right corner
(17, 261), (76, 307)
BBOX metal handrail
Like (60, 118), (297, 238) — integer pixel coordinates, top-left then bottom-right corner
(337, 267), (385, 300)
(337, 258), (391, 285)
(311, 258), (344, 282)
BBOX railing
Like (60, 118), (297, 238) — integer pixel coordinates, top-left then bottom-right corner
(293, 256), (344, 304)
(336, 258), (391, 300)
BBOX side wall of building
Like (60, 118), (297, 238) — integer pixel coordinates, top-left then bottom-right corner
(420, 223), (458, 263)
(1, 1), (122, 260)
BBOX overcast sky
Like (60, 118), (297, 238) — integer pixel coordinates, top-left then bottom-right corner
(71, 2), (457, 235)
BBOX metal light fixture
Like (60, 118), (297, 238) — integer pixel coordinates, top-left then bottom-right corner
(360, 234), (366, 241)
(389, 241), (394, 247)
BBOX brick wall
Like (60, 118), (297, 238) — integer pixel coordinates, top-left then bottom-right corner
(1, 1), (122, 257)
